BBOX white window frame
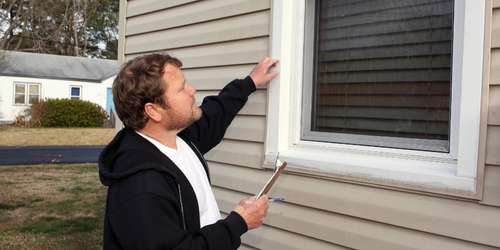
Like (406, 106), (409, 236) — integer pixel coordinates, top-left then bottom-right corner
(13, 82), (41, 105)
(266, 0), (486, 196)
(70, 85), (82, 100)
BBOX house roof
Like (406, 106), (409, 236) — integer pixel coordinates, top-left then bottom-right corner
(0, 50), (119, 82)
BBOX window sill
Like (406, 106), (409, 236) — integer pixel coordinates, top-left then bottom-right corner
(264, 144), (477, 198)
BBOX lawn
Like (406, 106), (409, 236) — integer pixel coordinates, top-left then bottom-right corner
(0, 127), (115, 146)
(0, 164), (106, 249)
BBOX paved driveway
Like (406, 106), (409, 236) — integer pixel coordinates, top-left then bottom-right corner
(0, 145), (105, 165)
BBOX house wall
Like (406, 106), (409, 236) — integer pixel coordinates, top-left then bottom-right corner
(120, 0), (500, 249)
(486, 0), (500, 205)
(0, 75), (114, 123)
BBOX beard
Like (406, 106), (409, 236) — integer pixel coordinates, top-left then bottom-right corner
(165, 105), (202, 131)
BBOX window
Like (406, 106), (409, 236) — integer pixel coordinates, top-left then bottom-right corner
(302, 0), (454, 152)
(70, 86), (82, 100)
(14, 83), (40, 105)
(28, 84), (40, 104)
(14, 84), (26, 104)
(267, 0), (486, 196)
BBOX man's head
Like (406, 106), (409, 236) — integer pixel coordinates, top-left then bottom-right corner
(113, 53), (201, 131)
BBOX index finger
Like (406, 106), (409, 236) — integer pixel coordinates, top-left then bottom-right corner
(267, 59), (279, 67)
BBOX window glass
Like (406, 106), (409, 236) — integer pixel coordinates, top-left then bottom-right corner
(28, 84), (40, 104)
(15, 94), (25, 104)
(306, 0), (454, 151)
(15, 84), (25, 94)
(29, 84), (39, 95)
(70, 87), (81, 100)
(14, 84), (26, 104)
(71, 87), (80, 97)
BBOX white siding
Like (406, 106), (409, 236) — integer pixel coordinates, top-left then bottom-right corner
(0, 75), (113, 123)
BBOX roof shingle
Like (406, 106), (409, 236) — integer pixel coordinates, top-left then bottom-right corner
(0, 50), (119, 82)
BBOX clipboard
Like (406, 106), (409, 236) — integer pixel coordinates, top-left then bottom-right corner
(256, 159), (287, 199)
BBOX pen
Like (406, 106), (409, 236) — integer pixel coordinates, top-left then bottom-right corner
(268, 197), (285, 203)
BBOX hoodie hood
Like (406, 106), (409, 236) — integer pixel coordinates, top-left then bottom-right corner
(98, 127), (178, 186)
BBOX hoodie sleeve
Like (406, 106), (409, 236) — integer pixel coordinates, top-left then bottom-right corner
(181, 76), (256, 155)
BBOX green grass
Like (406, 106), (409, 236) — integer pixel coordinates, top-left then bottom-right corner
(0, 180), (15, 185)
(0, 127), (115, 146)
(0, 197), (44, 211)
(0, 164), (106, 249)
(33, 175), (59, 181)
(0, 202), (26, 210)
(20, 216), (99, 235)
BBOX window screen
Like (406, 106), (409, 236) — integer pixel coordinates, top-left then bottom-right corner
(306, 0), (454, 152)
(71, 87), (81, 99)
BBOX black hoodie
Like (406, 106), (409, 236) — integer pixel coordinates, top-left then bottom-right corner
(99, 76), (256, 250)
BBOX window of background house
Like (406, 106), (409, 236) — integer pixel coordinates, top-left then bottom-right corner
(302, 0), (454, 152)
(14, 83), (40, 105)
(28, 84), (40, 104)
(14, 83), (26, 104)
(70, 86), (81, 100)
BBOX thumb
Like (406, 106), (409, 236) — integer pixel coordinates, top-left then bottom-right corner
(257, 195), (269, 204)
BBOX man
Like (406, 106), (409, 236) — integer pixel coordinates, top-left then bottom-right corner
(98, 53), (278, 249)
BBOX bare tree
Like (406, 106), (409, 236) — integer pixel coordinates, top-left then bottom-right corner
(0, 0), (118, 59)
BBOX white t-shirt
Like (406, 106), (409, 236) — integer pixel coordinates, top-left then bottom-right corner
(136, 131), (221, 227)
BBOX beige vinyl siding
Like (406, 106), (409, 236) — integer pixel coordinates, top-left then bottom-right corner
(206, 140), (263, 169)
(125, 37), (268, 68)
(120, 0), (500, 249)
(126, 11), (269, 54)
(238, 244), (259, 250)
(220, 213), (350, 250)
(216, 188), (497, 250)
(484, 166), (500, 205)
(126, 0), (199, 18)
(195, 90), (266, 116)
(483, 2), (500, 207)
(126, 0), (269, 32)
(184, 65), (264, 90)
(211, 162), (500, 248)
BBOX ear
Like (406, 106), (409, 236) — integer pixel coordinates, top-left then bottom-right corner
(144, 103), (163, 122)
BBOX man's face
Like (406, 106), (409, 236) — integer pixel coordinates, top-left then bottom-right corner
(160, 64), (202, 130)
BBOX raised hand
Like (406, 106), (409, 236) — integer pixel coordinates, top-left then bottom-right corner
(249, 57), (279, 87)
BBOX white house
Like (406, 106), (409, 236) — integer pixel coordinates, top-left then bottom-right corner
(0, 50), (118, 124)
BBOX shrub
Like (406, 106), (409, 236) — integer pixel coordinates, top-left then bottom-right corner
(14, 114), (27, 127)
(23, 99), (48, 127)
(39, 99), (107, 127)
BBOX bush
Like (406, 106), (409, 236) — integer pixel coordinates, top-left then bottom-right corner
(37, 99), (107, 127)
(23, 99), (48, 127)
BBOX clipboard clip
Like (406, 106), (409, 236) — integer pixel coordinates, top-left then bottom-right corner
(256, 153), (287, 199)
(272, 152), (280, 172)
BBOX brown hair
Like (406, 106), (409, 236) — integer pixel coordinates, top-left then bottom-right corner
(113, 53), (182, 130)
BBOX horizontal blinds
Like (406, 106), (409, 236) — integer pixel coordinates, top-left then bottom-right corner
(312, 0), (453, 142)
